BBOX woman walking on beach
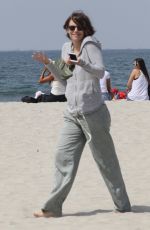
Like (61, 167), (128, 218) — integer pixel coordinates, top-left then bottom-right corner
(32, 10), (131, 217)
(127, 58), (150, 101)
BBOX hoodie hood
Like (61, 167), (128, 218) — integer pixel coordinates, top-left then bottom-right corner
(79, 36), (102, 54)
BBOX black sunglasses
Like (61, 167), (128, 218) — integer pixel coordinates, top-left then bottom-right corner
(133, 61), (137, 66)
(68, 25), (83, 31)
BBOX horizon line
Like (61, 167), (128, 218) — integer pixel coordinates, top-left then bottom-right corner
(1, 48), (150, 52)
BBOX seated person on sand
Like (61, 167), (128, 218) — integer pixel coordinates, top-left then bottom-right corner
(127, 58), (150, 101)
(21, 67), (66, 103)
(100, 70), (113, 101)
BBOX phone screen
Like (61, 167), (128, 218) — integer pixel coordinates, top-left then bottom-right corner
(69, 53), (77, 61)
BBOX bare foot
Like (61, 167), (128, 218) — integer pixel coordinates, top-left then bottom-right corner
(33, 210), (56, 218)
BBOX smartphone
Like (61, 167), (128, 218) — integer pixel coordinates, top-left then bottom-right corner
(68, 53), (78, 62)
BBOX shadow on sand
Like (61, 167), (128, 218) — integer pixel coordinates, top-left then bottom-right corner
(63, 209), (112, 217)
(63, 205), (150, 217)
(132, 205), (150, 213)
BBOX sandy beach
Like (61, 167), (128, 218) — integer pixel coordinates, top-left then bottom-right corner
(0, 101), (150, 230)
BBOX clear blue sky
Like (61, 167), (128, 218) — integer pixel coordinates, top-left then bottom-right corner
(0, 0), (150, 50)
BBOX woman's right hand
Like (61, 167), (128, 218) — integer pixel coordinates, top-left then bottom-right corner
(32, 52), (51, 65)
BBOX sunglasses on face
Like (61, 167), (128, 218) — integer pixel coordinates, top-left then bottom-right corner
(68, 25), (83, 31)
(133, 62), (137, 66)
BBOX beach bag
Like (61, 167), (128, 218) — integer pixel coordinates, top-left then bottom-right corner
(53, 59), (74, 80)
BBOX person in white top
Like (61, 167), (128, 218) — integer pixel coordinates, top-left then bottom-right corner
(100, 70), (112, 101)
(21, 67), (66, 103)
(35, 67), (66, 102)
(127, 58), (150, 101)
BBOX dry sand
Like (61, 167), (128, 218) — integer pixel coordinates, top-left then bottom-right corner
(0, 101), (150, 230)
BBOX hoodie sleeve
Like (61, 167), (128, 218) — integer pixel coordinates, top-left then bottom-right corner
(45, 43), (69, 86)
(45, 62), (67, 86)
(78, 42), (105, 78)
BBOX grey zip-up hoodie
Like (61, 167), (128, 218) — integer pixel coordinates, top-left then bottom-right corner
(46, 36), (105, 116)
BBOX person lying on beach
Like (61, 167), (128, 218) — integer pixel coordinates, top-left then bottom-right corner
(21, 67), (66, 103)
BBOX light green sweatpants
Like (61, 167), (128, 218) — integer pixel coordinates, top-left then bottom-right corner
(42, 104), (131, 216)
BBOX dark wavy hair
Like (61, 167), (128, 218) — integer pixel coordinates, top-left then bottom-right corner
(63, 11), (95, 39)
(134, 58), (150, 82)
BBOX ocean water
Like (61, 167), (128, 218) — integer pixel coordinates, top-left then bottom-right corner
(0, 49), (150, 102)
